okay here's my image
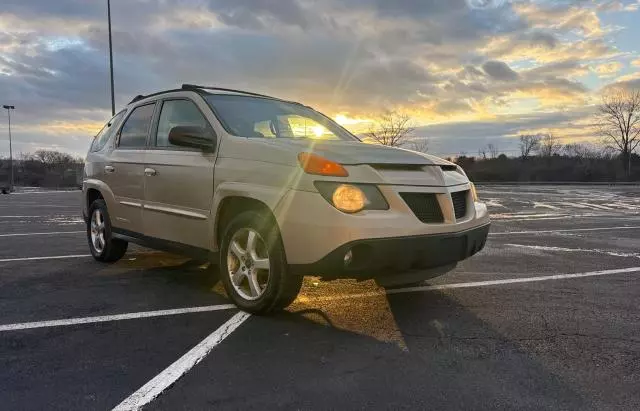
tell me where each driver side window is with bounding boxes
[155,99,210,148]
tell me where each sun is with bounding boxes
[312,125,325,137]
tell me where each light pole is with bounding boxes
[107,0,115,115]
[3,105,15,192]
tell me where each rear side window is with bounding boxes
[91,110,125,152]
[155,100,210,147]
[118,103,155,148]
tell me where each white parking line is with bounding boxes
[112,311,251,411]
[0,204,77,208]
[0,304,236,332]
[0,254,91,263]
[0,215,48,218]
[7,190,80,195]
[304,266,640,302]
[386,266,640,294]
[490,226,640,235]
[0,231,84,238]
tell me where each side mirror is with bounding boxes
[168,126,216,151]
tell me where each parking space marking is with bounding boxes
[0,215,48,218]
[112,311,251,411]
[0,231,84,238]
[0,254,91,263]
[5,191,80,195]
[490,226,640,235]
[0,304,236,332]
[504,243,639,259]
[0,204,77,208]
[302,266,640,302]
[387,266,640,293]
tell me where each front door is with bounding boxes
[104,102,156,234]
[143,98,216,249]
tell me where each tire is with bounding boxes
[87,199,128,262]
[219,211,302,314]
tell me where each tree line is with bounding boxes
[0,150,84,190]
[455,143,640,182]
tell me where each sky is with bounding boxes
[1,0,640,158]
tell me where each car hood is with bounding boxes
[258,139,454,167]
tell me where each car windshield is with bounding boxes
[204,94,358,141]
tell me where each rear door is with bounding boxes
[104,102,156,234]
[142,98,216,249]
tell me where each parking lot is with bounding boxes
[1,185,639,410]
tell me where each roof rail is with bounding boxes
[129,95,145,104]
[181,84,282,100]
[127,88,185,105]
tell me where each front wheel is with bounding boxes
[219,211,302,314]
[87,199,128,262]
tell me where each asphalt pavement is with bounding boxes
[0,185,639,410]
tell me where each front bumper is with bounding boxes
[290,223,490,279]
[275,185,490,267]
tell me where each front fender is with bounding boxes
[211,182,290,250]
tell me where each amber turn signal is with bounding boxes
[297,152,349,177]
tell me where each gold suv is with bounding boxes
[83,84,490,314]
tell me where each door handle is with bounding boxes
[104,165,115,173]
[144,167,157,176]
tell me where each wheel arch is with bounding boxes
[83,179,117,220]
[86,188,103,210]
[215,196,281,251]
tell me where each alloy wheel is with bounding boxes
[90,208,106,254]
[226,228,271,300]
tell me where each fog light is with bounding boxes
[332,184,366,213]
[344,250,353,267]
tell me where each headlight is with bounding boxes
[470,182,479,202]
[314,182,389,213]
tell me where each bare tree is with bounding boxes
[34,149,83,170]
[596,88,640,177]
[478,147,487,160]
[35,149,79,170]
[519,134,541,159]
[487,143,499,159]
[537,133,562,157]
[407,138,429,153]
[564,143,606,160]
[365,112,415,147]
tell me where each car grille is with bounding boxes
[451,190,468,219]
[400,193,444,223]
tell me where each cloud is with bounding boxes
[593,61,623,76]
[0,0,638,157]
[481,60,519,81]
[514,2,604,36]
[413,108,597,157]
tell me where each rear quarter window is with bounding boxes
[118,103,156,149]
[90,110,126,152]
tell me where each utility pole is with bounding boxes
[3,105,15,192]
[108,0,115,115]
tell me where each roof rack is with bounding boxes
[181,84,283,101]
[127,88,184,105]
[129,95,145,104]
[126,84,297,106]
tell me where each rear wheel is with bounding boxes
[87,199,128,262]
[219,211,302,314]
